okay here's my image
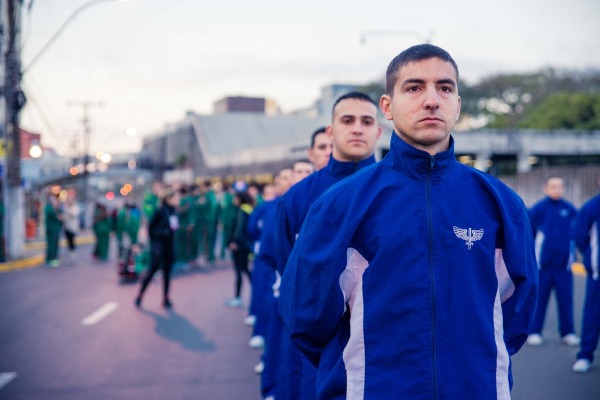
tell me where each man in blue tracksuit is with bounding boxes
[572,180,600,373]
[526,177,579,347]
[272,92,382,400]
[279,44,537,400]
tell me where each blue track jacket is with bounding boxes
[273,155,376,400]
[279,133,538,400]
[528,197,576,270]
[574,192,600,279]
[274,155,377,276]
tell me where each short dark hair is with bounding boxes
[385,44,459,95]
[235,191,254,207]
[310,127,327,149]
[331,91,377,117]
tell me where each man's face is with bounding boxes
[544,178,564,200]
[327,99,381,163]
[276,168,293,195]
[308,133,333,170]
[262,185,277,202]
[380,57,461,155]
[292,161,314,183]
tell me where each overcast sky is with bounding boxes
[18,0,600,156]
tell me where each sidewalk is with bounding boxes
[0,231,95,273]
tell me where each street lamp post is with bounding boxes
[1,0,129,259]
[3,0,27,259]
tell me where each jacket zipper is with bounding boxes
[427,155,438,399]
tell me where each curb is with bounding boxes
[0,235,96,273]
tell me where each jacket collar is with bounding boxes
[325,154,377,179]
[385,132,456,180]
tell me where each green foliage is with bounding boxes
[518,92,600,130]
[459,68,600,129]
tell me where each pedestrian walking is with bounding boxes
[279,44,538,399]
[135,190,180,308]
[526,177,579,347]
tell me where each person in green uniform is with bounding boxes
[115,201,141,254]
[142,182,162,223]
[193,181,209,264]
[92,202,111,261]
[187,184,200,264]
[114,203,127,257]
[44,192,63,267]
[219,183,237,261]
[203,181,220,265]
[174,186,193,266]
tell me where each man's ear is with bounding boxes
[379,94,393,121]
[325,124,333,138]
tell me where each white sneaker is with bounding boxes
[562,333,581,347]
[244,314,257,326]
[254,361,264,374]
[224,297,243,308]
[249,335,265,349]
[526,334,543,346]
[573,359,591,373]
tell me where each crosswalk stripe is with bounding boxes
[0,372,17,390]
[81,302,119,326]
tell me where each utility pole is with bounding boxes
[3,0,26,259]
[68,100,101,229]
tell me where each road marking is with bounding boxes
[81,302,119,326]
[0,372,17,390]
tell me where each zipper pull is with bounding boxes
[430,155,435,170]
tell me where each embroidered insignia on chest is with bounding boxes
[453,226,484,250]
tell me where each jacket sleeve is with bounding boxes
[273,196,298,275]
[573,199,597,276]
[278,198,349,366]
[574,201,594,253]
[500,204,538,356]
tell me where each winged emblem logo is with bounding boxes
[453,226,484,250]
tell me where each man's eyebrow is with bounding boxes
[338,113,376,120]
[401,78,457,88]
[436,78,457,87]
[401,78,425,86]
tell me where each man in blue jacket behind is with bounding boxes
[272,91,382,400]
[279,44,537,399]
[572,177,600,373]
[526,177,579,347]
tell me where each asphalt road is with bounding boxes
[0,243,262,400]
[1,242,599,400]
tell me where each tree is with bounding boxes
[460,68,600,129]
[518,92,600,130]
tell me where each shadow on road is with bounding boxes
[141,308,216,352]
